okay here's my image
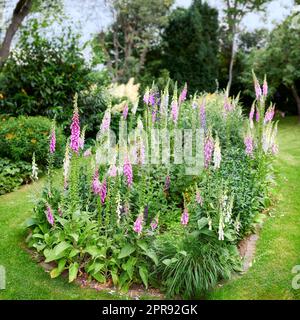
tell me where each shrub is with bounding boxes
[0,116,65,167]
[0,20,93,128]
[0,158,31,194]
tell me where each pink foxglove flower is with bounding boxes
[123,156,133,187]
[171,100,178,123]
[255,107,260,122]
[150,216,159,231]
[149,93,156,106]
[100,110,111,133]
[46,204,54,226]
[204,132,214,168]
[264,105,275,124]
[92,169,101,194]
[179,83,187,104]
[253,73,262,100]
[100,179,107,204]
[263,76,268,97]
[83,148,92,157]
[181,208,189,225]
[224,97,232,112]
[196,190,203,206]
[122,104,129,120]
[70,104,80,153]
[133,214,143,234]
[49,123,56,154]
[244,136,254,156]
[109,164,117,177]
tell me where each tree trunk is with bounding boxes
[291,85,300,123]
[227,26,236,95]
[0,0,32,66]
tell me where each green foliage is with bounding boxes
[161,0,219,94]
[27,80,276,298]
[155,233,241,298]
[0,20,92,128]
[0,157,31,194]
[0,115,65,167]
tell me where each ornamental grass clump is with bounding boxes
[27,76,278,298]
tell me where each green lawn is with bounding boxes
[0,117,300,300]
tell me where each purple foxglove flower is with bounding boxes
[123,156,133,187]
[133,214,143,234]
[164,175,170,191]
[100,110,111,133]
[244,136,254,156]
[196,191,203,206]
[181,208,189,225]
[70,106,80,153]
[171,100,178,123]
[100,179,107,204]
[46,204,54,226]
[263,77,268,97]
[255,107,260,122]
[108,164,117,177]
[224,97,232,112]
[179,83,187,104]
[92,169,101,194]
[149,93,156,106]
[199,99,206,129]
[83,148,92,157]
[150,216,159,231]
[49,126,56,154]
[254,79,262,100]
[204,133,214,169]
[249,104,255,121]
[264,106,275,124]
[122,104,129,120]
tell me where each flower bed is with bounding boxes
[26,76,278,299]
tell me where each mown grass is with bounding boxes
[0,117,300,300]
[208,116,300,300]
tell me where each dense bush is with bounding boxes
[0,158,31,195]
[0,20,96,130]
[0,115,65,167]
[27,76,277,298]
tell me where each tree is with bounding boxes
[0,0,62,66]
[100,0,173,83]
[242,12,300,121]
[162,0,219,94]
[221,0,271,93]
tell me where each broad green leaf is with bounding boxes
[122,257,137,280]
[197,217,208,230]
[50,258,66,278]
[111,271,119,286]
[92,272,106,283]
[68,262,79,283]
[118,244,136,259]
[24,217,37,228]
[143,250,158,266]
[44,241,71,262]
[85,246,106,258]
[69,248,80,258]
[139,266,148,289]
[137,240,148,252]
